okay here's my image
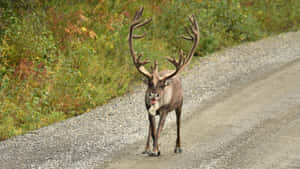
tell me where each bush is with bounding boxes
[157,0,264,56]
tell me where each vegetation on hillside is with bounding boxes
[0,0,299,140]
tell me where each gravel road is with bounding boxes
[0,31,299,169]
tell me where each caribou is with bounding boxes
[128,7,199,156]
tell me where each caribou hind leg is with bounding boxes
[174,105,183,153]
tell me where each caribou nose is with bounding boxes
[151,99,156,105]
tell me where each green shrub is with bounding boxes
[157,0,264,56]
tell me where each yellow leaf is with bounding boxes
[81,27,87,32]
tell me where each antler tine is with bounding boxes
[182,35,193,40]
[166,56,176,65]
[178,49,183,65]
[150,59,158,72]
[136,18,152,29]
[153,60,158,72]
[140,59,151,65]
[193,15,199,28]
[184,26,194,39]
[134,6,144,21]
[137,53,150,66]
[133,32,147,39]
[188,15,195,26]
[189,15,199,34]
[128,7,153,79]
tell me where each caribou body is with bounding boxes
[128,7,199,156]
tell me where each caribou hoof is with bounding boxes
[174,147,182,153]
[149,151,160,157]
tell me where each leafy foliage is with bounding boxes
[0,0,299,140]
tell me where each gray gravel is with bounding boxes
[0,31,299,169]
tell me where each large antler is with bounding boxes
[160,15,199,81]
[128,7,153,79]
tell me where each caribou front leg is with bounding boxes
[151,112,167,156]
[143,114,156,154]
[142,123,152,154]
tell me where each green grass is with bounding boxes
[0,0,299,140]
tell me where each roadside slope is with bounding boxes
[0,31,299,169]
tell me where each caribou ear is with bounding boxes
[141,76,149,84]
[164,79,172,86]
